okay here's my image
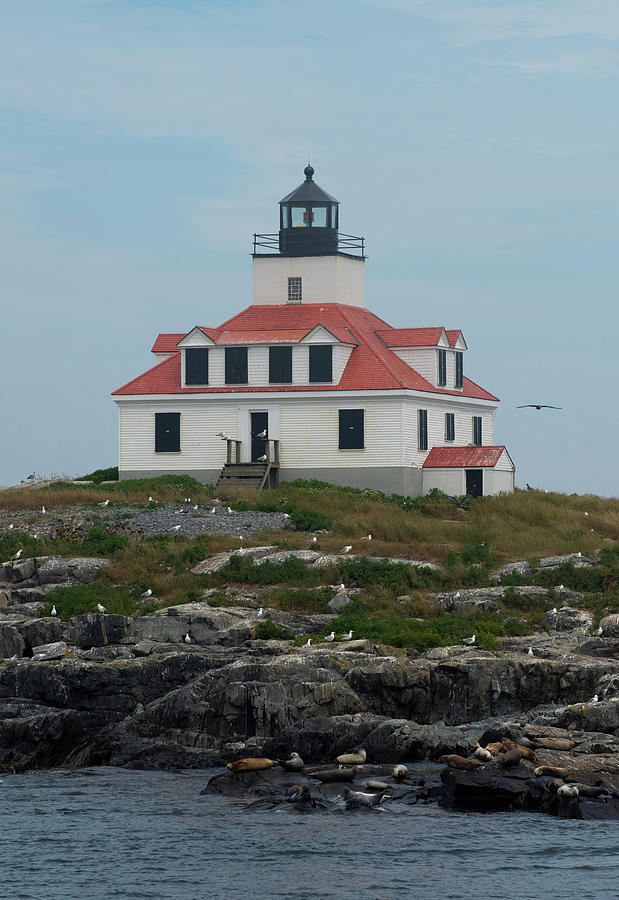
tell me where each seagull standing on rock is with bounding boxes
[96,603,107,613]
[594,625,603,636]
[303,638,312,648]
[41,506,46,514]
[141,589,152,598]
[184,633,192,644]
[324,631,335,642]
[171,525,181,532]
[462,634,475,645]
[341,630,353,641]
[12,548,22,560]
[51,605,57,617]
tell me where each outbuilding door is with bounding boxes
[465,469,483,497]
[250,412,268,462]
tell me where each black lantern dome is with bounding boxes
[278,165,339,255]
[252,165,365,259]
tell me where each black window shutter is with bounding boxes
[455,352,463,389]
[225,347,248,384]
[269,346,292,383]
[339,409,364,449]
[473,416,482,446]
[155,413,180,452]
[446,412,455,441]
[438,349,447,386]
[418,409,428,450]
[185,348,208,385]
[309,345,332,382]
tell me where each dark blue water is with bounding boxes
[1,767,617,900]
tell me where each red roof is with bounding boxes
[446,329,463,348]
[115,303,498,401]
[151,334,186,352]
[423,446,509,468]
[376,327,446,347]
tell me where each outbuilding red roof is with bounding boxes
[423,446,509,468]
[375,327,446,347]
[116,303,498,401]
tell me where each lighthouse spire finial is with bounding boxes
[304,158,314,181]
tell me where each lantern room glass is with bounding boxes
[287,204,337,228]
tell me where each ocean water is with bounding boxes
[0,767,617,900]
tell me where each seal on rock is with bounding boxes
[501,738,537,761]
[278,752,304,772]
[226,757,278,773]
[557,784,579,798]
[340,787,390,809]
[393,764,409,780]
[480,741,504,756]
[534,765,572,780]
[439,755,484,771]
[474,747,492,761]
[498,747,522,768]
[313,766,356,783]
[531,738,576,751]
[336,747,366,765]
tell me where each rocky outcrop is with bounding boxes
[1,556,110,588]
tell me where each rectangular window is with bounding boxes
[418,409,428,450]
[339,409,364,449]
[288,277,302,303]
[445,412,455,442]
[185,347,208,385]
[269,346,292,383]
[472,416,482,446]
[155,412,180,453]
[438,349,447,387]
[225,347,248,384]
[455,352,463,389]
[309,345,332,382]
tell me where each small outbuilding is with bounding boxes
[422,446,515,497]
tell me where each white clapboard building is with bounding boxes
[113,166,515,497]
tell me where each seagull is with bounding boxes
[516,404,562,410]
[11,549,22,560]
[341,630,353,640]
[210,507,217,515]
[148,496,154,502]
[454,591,460,598]
[141,588,152,598]
[584,511,589,516]
[331,583,345,592]
[594,626,603,636]
[590,694,599,703]
[462,634,475,645]
[308,536,317,543]
[256,429,267,439]
[213,498,222,503]
[98,500,110,507]
[96,603,107,613]
[51,605,57,617]
[227,507,233,514]
[282,513,290,519]
[192,505,198,511]
[41,506,46,514]
[361,534,372,541]
[8,524,14,530]
[184,633,192,644]
[527,647,534,656]
[185,497,191,503]
[171,525,181,532]
[215,431,226,438]
[257,454,268,462]
[257,607,265,617]
[341,545,352,554]
[324,631,335,642]
[303,638,312,647]
[550,607,557,614]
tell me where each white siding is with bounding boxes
[252,255,365,307]
[394,348,436,384]
[178,327,213,347]
[485,470,515,494]
[402,397,495,467]
[423,469,465,495]
[279,396,402,468]
[401,400,418,467]
[333,344,353,382]
[495,449,515,472]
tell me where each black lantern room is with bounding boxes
[278,165,339,256]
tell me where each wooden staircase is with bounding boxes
[215,438,280,491]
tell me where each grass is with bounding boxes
[40,583,151,621]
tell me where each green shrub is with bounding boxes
[264,587,332,614]
[289,507,332,532]
[254,619,290,640]
[0,531,44,563]
[78,466,119,483]
[212,554,321,586]
[79,526,128,556]
[41,583,138,620]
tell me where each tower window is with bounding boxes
[438,349,447,387]
[225,347,248,384]
[472,416,482,446]
[288,277,302,304]
[418,409,428,451]
[309,345,332,382]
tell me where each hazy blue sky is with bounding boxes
[2,0,618,496]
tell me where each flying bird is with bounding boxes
[141,588,152,598]
[462,634,475,645]
[516,404,562,410]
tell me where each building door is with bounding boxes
[250,412,268,462]
[465,469,483,497]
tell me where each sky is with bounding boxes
[1,0,618,496]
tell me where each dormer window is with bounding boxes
[288,277,302,303]
[455,351,463,389]
[309,345,332,382]
[225,347,248,384]
[438,349,447,387]
[185,348,209,385]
